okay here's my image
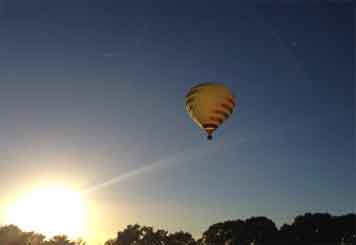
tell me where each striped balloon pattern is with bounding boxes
[185,82,236,140]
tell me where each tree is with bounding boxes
[244,217,278,244]
[114,224,142,245]
[0,225,44,245]
[45,235,75,245]
[333,214,356,244]
[168,231,196,245]
[74,238,86,245]
[0,225,23,244]
[201,217,279,245]
[105,239,116,245]
[140,227,168,245]
[1,212,355,245]
[279,213,356,245]
[108,224,197,245]
[24,232,46,245]
[201,219,246,245]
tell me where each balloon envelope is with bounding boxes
[185,82,236,140]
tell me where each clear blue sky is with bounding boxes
[0,0,353,241]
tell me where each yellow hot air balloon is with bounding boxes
[185,82,236,140]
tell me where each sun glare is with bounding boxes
[5,186,87,239]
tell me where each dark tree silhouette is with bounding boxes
[200,217,277,245]
[279,213,356,245]
[201,219,247,244]
[115,224,142,245]
[200,214,355,245]
[108,224,196,245]
[168,231,197,245]
[244,217,278,244]
[0,212,354,245]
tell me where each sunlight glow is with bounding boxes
[5,186,87,239]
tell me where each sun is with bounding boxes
[5,186,87,239]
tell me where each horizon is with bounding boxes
[1,212,355,243]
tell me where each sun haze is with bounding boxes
[5,186,87,239]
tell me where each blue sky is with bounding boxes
[0,0,353,241]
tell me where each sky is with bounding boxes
[0,0,354,243]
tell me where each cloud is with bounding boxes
[83,136,247,194]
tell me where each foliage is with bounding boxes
[0,213,354,245]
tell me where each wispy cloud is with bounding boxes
[83,136,247,194]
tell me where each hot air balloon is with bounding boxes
[185,82,236,140]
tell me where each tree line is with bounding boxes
[0,213,355,245]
